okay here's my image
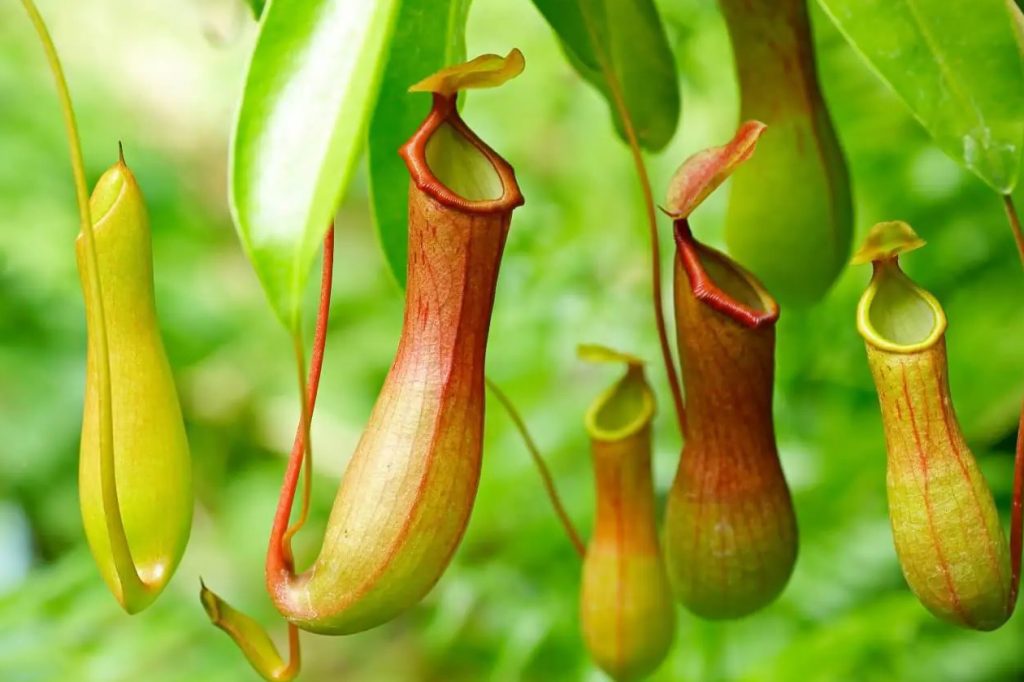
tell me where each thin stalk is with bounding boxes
[485,378,585,557]
[699,621,726,682]
[204,234,331,682]
[575,8,687,438]
[282,624,301,681]
[269,227,334,572]
[1004,194,1024,268]
[240,228,331,682]
[1004,193,1023,614]
[20,0,147,600]
[283,332,313,553]
[624,134,688,438]
[1010,400,1024,611]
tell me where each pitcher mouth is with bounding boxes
[399,94,523,214]
[857,258,946,353]
[674,219,779,329]
[584,365,655,443]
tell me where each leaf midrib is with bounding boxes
[902,0,985,139]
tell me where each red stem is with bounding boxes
[1005,194,1023,613]
[574,6,687,439]
[619,115,687,438]
[267,227,335,576]
[1004,194,1024,267]
[1010,400,1024,611]
[283,622,301,680]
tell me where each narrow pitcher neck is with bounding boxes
[590,428,660,553]
[397,184,511,367]
[673,222,778,438]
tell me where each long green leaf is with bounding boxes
[368,0,472,287]
[529,0,680,151]
[231,0,400,328]
[818,0,1024,194]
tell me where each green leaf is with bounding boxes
[529,0,680,151]
[367,0,471,288]
[818,0,1024,193]
[231,0,400,328]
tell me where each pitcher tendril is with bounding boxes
[19,1,134,589]
[576,7,687,439]
[1004,194,1024,268]
[1011,401,1024,609]
[21,0,197,613]
[485,378,585,557]
[279,226,335,566]
[202,228,335,681]
[1007,399,1024,606]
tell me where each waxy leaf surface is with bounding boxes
[818,0,1024,193]
[232,0,400,326]
[530,0,680,151]
[368,0,471,287]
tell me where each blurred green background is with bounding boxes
[2,0,1024,680]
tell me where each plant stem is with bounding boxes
[486,378,586,558]
[269,227,334,572]
[21,0,147,601]
[282,623,301,681]
[699,621,726,682]
[1010,400,1023,611]
[1004,194,1024,268]
[284,332,314,551]
[625,135,688,438]
[1004,193,1023,614]
[575,7,687,438]
[201,230,331,681]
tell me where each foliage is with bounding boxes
[817,0,1024,193]
[530,0,680,151]
[1,0,1023,680]
[231,0,400,327]
[368,0,472,287]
